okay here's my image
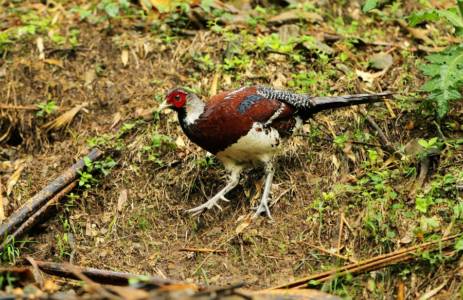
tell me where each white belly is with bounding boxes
[216,122,281,164]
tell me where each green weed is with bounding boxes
[142,132,176,165]
[0,272,18,289]
[0,238,21,264]
[78,156,117,188]
[409,1,463,118]
[36,101,57,117]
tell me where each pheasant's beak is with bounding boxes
[157,101,171,112]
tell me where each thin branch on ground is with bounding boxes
[271,234,461,289]
[0,148,103,250]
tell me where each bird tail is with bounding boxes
[301,92,393,118]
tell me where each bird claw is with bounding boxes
[185,193,229,216]
[252,202,273,220]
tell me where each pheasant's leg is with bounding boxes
[186,166,242,216]
[253,162,275,219]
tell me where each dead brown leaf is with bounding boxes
[117,189,128,212]
[44,59,64,68]
[84,69,96,87]
[343,142,356,163]
[42,102,89,131]
[7,164,25,196]
[356,69,385,84]
[36,37,45,59]
[235,219,251,235]
[369,52,393,70]
[110,112,122,129]
[121,49,129,66]
[175,136,186,148]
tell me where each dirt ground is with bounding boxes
[1,0,463,298]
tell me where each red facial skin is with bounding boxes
[166,90,188,109]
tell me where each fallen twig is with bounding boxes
[0,148,103,242]
[179,247,226,254]
[0,180,78,251]
[304,242,357,264]
[29,260,178,287]
[194,282,249,299]
[270,234,461,289]
[360,109,396,154]
[0,104,38,110]
[62,263,121,300]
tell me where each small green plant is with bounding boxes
[78,156,117,188]
[419,45,463,118]
[193,53,215,71]
[137,216,149,230]
[223,55,251,71]
[69,29,80,47]
[142,132,176,165]
[87,135,111,148]
[50,33,66,45]
[78,171,97,189]
[196,155,215,168]
[417,137,442,158]
[0,238,20,264]
[72,0,134,24]
[409,1,463,118]
[55,233,70,258]
[333,134,348,149]
[0,32,13,54]
[455,237,463,251]
[362,0,379,12]
[0,272,18,289]
[415,194,435,213]
[36,101,57,117]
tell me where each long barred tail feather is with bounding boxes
[256,86,393,120]
[307,92,393,115]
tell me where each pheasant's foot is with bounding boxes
[186,193,231,216]
[252,200,273,219]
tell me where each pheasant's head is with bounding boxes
[163,88,190,111]
[160,88,205,125]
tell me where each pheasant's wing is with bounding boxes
[190,87,297,154]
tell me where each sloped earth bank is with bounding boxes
[1,0,463,298]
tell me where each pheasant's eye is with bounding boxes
[166,90,187,108]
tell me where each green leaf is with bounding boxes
[425,53,449,64]
[421,78,441,92]
[200,0,214,13]
[418,139,429,148]
[152,1,172,13]
[419,216,440,232]
[420,45,463,118]
[72,6,93,20]
[119,0,130,9]
[362,0,378,12]
[416,196,432,213]
[104,2,120,17]
[455,238,463,251]
[419,64,441,77]
[438,9,463,28]
[408,9,439,26]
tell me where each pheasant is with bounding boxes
[161,86,391,218]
